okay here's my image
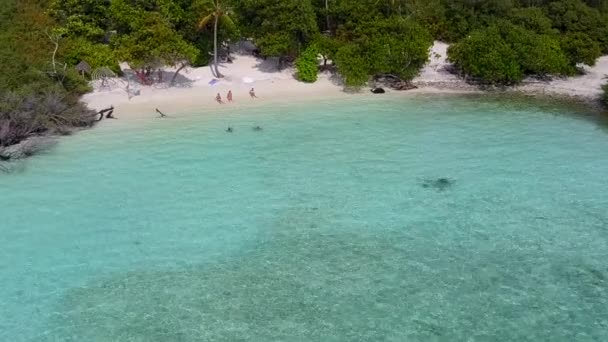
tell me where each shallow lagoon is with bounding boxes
[1,95,607,341]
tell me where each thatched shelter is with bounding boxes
[91,67,117,88]
[75,61,92,77]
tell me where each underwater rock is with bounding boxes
[39,203,608,341]
[422,177,454,191]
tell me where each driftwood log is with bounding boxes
[374,74,418,91]
[155,108,172,118]
[96,106,115,121]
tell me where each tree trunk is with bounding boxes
[171,63,187,86]
[325,0,330,31]
[213,15,222,78]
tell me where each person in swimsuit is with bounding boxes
[227,90,233,102]
[249,88,257,99]
[216,93,224,104]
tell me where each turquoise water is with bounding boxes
[1,95,608,341]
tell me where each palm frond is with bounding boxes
[220,14,236,30]
[197,13,215,30]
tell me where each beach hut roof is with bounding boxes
[75,61,92,73]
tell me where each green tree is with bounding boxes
[376,0,404,16]
[560,32,602,66]
[314,34,342,68]
[439,0,516,41]
[236,0,318,59]
[330,0,383,31]
[295,45,320,82]
[362,18,432,80]
[334,43,369,88]
[114,13,198,84]
[448,26,523,84]
[333,17,432,87]
[196,0,235,78]
[62,38,120,74]
[1,0,95,152]
[48,0,111,41]
[404,0,447,39]
[499,22,571,76]
[449,21,574,84]
[546,0,608,52]
[508,7,555,35]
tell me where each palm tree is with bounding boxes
[197,0,234,78]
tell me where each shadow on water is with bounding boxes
[421,178,455,191]
[42,206,608,341]
[460,92,608,132]
[0,159,28,175]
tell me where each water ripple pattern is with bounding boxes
[1,95,607,341]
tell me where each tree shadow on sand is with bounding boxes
[122,69,194,89]
[254,57,284,74]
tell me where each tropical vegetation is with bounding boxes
[2,0,608,157]
[0,0,96,158]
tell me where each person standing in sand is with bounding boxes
[216,93,224,104]
[227,90,233,103]
[249,88,257,99]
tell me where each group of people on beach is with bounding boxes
[216,88,257,104]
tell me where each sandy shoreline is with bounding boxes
[82,42,607,120]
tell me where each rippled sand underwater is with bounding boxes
[1,95,607,341]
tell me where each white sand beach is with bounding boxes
[83,55,351,119]
[515,56,608,99]
[82,41,608,119]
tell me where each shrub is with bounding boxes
[63,38,121,75]
[332,17,433,87]
[602,83,608,107]
[0,86,96,148]
[334,43,369,88]
[560,32,602,66]
[295,45,319,83]
[500,23,571,76]
[449,22,573,84]
[508,8,555,35]
[546,0,608,52]
[314,35,342,68]
[448,27,522,84]
[363,18,433,81]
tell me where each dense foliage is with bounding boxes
[3,0,608,152]
[448,21,572,84]
[446,0,608,84]
[0,0,95,155]
[15,0,608,88]
[334,18,433,87]
[235,0,318,58]
[295,46,320,83]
